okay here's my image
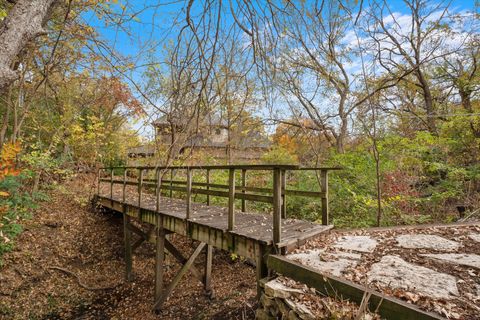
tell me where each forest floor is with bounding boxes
[0,174,257,320]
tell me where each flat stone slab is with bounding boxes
[264,278,304,299]
[469,233,480,243]
[367,255,459,299]
[396,234,461,251]
[287,249,361,277]
[421,253,480,269]
[333,235,378,253]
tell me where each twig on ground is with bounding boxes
[48,266,120,291]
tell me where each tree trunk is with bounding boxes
[0,87,12,149]
[459,89,480,138]
[0,0,58,91]
[416,70,437,134]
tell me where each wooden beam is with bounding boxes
[204,244,213,298]
[110,169,114,206]
[281,169,286,219]
[156,168,161,212]
[164,238,203,282]
[272,168,282,245]
[123,213,133,281]
[241,169,246,212]
[255,243,269,299]
[267,255,443,320]
[138,168,144,208]
[228,168,235,231]
[320,169,329,225]
[154,215,165,303]
[206,169,210,206]
[153,242,206,311]
[122,169,127,203]
[186,168,192,219]
[97,169,101,196]
[169,169,173,198]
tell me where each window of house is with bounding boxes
[215,128,221,135]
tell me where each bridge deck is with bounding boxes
[97,185,332,258]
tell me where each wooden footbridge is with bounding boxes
[95,164,444,319]
[95,164,336,311]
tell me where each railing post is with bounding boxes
[123,169,127,203]
[272,168,282,245]
[206,169,210,206]
[186,168,192,219]
[97,168,101,195]
[138,168,143,207]
[241,169,246,212]
[228,168,235,231]
[156,168,161,212]
[110,168,114,200]
[281,169,286,219]
[169,169,173,198]
[320,169,329,225]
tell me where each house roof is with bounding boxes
[152,113,228,128]
[183,131,270,149]
[127,145,156,156]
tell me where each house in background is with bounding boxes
[127,114,270,165]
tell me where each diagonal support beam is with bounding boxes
[131,225,155,252]
[127,223,148,239]
[153,242,206,311]
[164,238,203,282]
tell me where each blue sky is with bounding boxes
[82,0,479,139]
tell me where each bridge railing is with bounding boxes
[97,164,341,245]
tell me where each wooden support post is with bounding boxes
[320,169,329,225]
[228,168,235,231]
[156,168,161,212]
[97,169,101,195]
[272,168,282,245]
[241,169,246,212]
[123,213,133,281]
[186,168,192,219]
[122,169,127,203]
[169,169,173,198]
[206,169,210,206]
[281,169,286,219]
[154,215,165,303]
[153,242,206,311]
[255,243,268,298]
[138,168,144,207]
[204,244,213,297]
[110,168,114,206]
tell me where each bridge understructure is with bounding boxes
[95,164,337,312]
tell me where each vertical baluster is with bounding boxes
[281,169,286,219]
[228,168,235,231]
[206,169,210,206]
[241,169,246,212]
[186,168,192,219]
[169,169,173,198]
[97,168,101,195]
[138,168,143,207]
[123,169,127,203]
[320,169,329,225]
[110,168,114,200]
[272,168,282,245]
[156,168,161,212]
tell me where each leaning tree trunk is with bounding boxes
[0,0,58,91]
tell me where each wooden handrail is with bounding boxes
[97,165,341,245]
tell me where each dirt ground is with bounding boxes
[0,174,257,320]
